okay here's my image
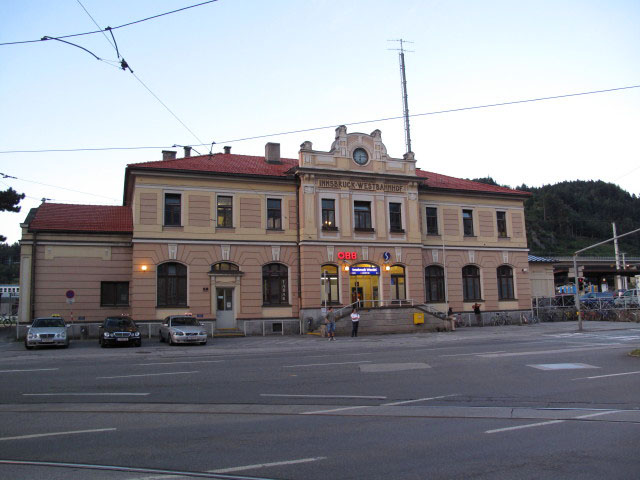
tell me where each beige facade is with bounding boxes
[20,127,532,328]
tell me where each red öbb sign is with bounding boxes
[337,251,357,260]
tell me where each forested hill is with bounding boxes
[471,178,640,256]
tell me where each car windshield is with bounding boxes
[171,317,198,326]
[32,318,65,328]
[105,318,135,329]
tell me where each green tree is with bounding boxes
[0,187,25,242]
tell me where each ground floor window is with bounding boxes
[263,263,288,305]
[497,265,515,300]
[462,265,481,301]
[321,264,339,305]
[157,262,187,307]
[390,265,406,303]
[425,266,445,302]
[100,281,129,306]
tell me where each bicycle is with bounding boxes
[490,312,510,326]
[0,315,16,327]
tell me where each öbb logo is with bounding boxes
[337,251,357,260]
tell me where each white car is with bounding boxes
[159,315,208,345]
[614,289,640,308]
[25,316,69,349]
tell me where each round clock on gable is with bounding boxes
[352,148,369,166]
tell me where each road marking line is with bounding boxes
[0,368,59,373]
[283,361,372,368]
[134,360,223,366]
[383,394,457,406]
[261,394,386,399]
[211,456,327,473]
[97,371,198,379]
[479,346,629,358]
[0,428,116,441]
[440,351,506,357]
[485,420,565,434]
[302,405,370,415]
[574,370,640,380]
[23,393,150,396]
[574,411,618,419]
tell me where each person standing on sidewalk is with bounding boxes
[325,306,336,341]
[350,307,360,337]
[473,303,482,326]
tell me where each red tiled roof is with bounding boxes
[416,169,529,195]
[129,153,298,177]
[29,203,132,233]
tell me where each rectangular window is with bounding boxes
[164,193,181,226]
[217,196,233,228]
[100,282,129,306]
[426,207,438,235]
[389,202,403,232]
[322,199,336,230]
[462,209,474,236]
[267,198,282,230]
[497,211,507,238]
[354,201,372,230]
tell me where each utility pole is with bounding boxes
[388,39,414,154]
[613,222,622,290]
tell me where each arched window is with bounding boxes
[390,265,406,303]
[210,262,239,272]
[497,265,515,300]
[157,262,187,307]
[462,265,481,301]
[321,264,339,305]
[425,265,445,303]
[263,263,289,305]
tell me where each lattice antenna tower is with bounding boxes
[388,39,414,154]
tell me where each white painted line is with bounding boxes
[211,456,327,473]
[302,405,370,415]
[574,411,618,419]
[97,371,198,379]
[440,351,506,357]
[574,370,640,380]
[485,420,565,434]
[283,361,372,368]
[383,394,457,406]
[23,393,150,396]
[528,363,599,371]
[0,428,116,442]
[479,346,629,358]
[0,368,59,373]
[134,360,223,366]
[261,393,386,399]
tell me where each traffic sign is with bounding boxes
[65,290,75,299]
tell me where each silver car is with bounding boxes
[25,316,69,349]
[159,315,208,345]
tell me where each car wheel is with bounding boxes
[62,342,69,349]
[24,343,32,350]
[168,335,174,346]
[136,340,141,347]
[159,332,164,343]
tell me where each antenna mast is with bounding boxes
[388,39,414,154]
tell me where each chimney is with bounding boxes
[265,142,281,164]
[162,150,177,161]
[183,146,192,158]
[223,146,231,154]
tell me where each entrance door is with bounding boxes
[351,285,364,308]
[216,287,235,328]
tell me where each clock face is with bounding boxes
[352,148,369,165]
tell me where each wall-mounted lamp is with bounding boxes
[141,265,148,272]
[521,267,528,273]
[343,264,350,272]
[384,265,391,271]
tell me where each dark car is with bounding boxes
[99,316,141,347]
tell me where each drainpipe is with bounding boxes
[30,231,37,323]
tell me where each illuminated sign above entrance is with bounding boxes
[337,251,357,260]
[350,266,380,276]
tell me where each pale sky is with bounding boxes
[1,0,639,245]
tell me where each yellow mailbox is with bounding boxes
[413,312,424,325]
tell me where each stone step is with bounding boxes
[213,328,245,338]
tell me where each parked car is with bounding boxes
[25,315,69,349]
[159,315,208,345]
[614,289,640,308]
[99,316,141,347]
[579,291,614,308]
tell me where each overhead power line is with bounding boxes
[0,83,638,155]
[0,0,219,46]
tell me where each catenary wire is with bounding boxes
[0,84,638,155]
[0,0,219,46]
[0,172,119,201]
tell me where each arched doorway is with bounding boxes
[349,263,380,308]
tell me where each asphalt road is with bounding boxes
[0,321,639,479]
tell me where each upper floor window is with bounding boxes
[217,196,233,228]
[497,265,515,300]
[263,263,288,305]
[157,262,187,307]
[426,207,439,235]
[462,209,474,236]
[389,203,403,232]
[497,211,507,238]
[164,193,181,226]
[322,199,337,230]
[267,198,282,230]
[425,266,445,302]
[354,201,372,230]
[462,265,481,301]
